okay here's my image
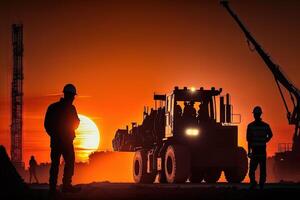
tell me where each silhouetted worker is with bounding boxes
[183,101,196,119]
[247,106,273,190]
[183,101,188,114]
[173,102,182,133]
[44,84,80,193]
[197,101,209,122]
[189,101,196,118]
[29,155,39,184]
[174,102,182,119]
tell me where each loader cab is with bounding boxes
[165,86,226,138]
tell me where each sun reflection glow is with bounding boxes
[74,114,100,162]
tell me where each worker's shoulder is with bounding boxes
[70,104,77,112]
[248,120,270,127]
[47,100,62,110]
[260,120,271,127]
[247,121,256,127]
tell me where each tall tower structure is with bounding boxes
[11,24,24,168]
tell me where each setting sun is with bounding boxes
[74,114,100,162]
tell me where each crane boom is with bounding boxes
[220,0,300,153]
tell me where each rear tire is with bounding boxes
[224,147,248,183]
[164,145,191,183]
[203,168,222,183]
[133,150,156,183]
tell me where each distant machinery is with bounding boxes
[11,24,24,168]
[221,1,300,181]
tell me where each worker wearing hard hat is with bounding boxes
[44,84,80,193]
[247,106,273,190]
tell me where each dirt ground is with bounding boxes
[5,182,300,200]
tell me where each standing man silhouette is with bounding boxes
[247,106,273,189]
[44,84,80,193]
[29,155,39,184]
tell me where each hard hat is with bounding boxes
[253,106,262,114]
[63,84,77,95]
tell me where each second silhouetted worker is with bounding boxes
[247,106,273,189]
[29,155,39,184]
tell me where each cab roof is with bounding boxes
[154,86,222,102]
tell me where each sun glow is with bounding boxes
[190,87,196,92]
[74,114,100,162]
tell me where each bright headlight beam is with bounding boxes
[185,128,199,136]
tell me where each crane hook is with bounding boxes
[247,39,256,52]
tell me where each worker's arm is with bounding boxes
[44,105,54,136]
[246,125,252,157]
[266,124,273,143]
[72,105,80,130]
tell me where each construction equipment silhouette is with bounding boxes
[0,145,28,197]
[113,87,248,184]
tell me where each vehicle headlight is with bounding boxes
[185,128,200,136]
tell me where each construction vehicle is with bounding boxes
[113,87,248,183]
[221,0,300,181]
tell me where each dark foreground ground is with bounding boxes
[3,182,300,200]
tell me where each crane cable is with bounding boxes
[246,37,293,121]
[275,78,291,120]
[290,91,295,107]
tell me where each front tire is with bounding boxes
[203,168,222,183]
[224,147,248,183]
[133,150,156,183]
[164,145,190,183]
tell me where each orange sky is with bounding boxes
[0,0,300,167]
